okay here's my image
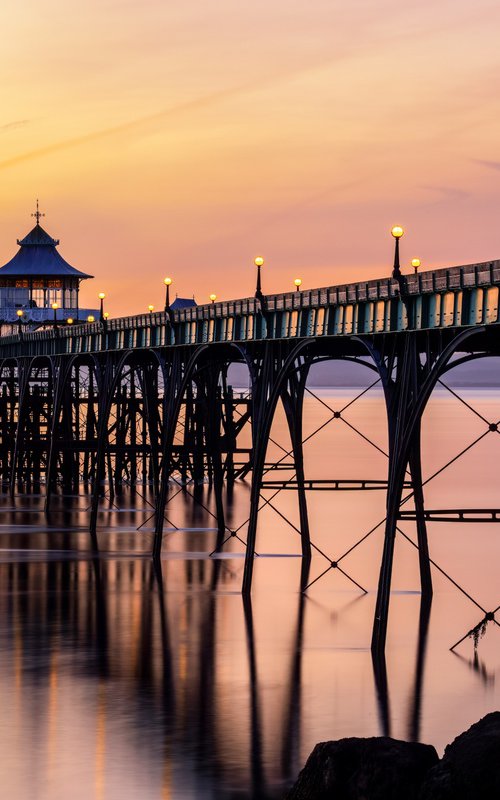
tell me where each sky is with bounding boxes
[0,0,499,316]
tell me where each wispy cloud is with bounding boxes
[420,185,470,199]
[0,120,29,132]
[0,51,339,171]
[0,85,248,171]
[0,43,401,172]
[475,159,500,172]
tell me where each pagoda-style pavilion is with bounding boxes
[0,205,98,327]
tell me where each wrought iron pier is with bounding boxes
[1,257,500,654]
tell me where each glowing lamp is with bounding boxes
[16,309,23,337]
[66,318,74,325]
[391,226,404,239]
[164,277,172,286]
[87,315,95,323]
[254,256,265,300]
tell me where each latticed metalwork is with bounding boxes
[1,259,500,655]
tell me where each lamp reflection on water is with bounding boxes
[0,388,498,797]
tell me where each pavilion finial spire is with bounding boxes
[31,199,45,226]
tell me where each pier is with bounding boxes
[0,243,499,655]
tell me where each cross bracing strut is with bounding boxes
[261,479,413,491]
[1,260,500,655]
[399,509,500,523]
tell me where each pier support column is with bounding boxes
[372,337,422,654]
[206,380,227,545]
[9,361,30,496]
[89,359,114,549]
[153,353,185,561]
[409,421,432,602]
[242,348,277,596]
[45,359,72,513]
[140,361,163,500]
[281,366,311,591]
[191,364,226,546]
[371,461,407,654]
[242,343,313,596]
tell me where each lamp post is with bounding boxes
[391,226,415,329]
[391,226,404,279]
[148,304,154,315]
[294,278,302,292]
[103,312,109,322]
[164,277,172,312]
[98,292,106,322]
[16,309,23,339]
[254,256,264,302]
[51,302,59,330]
[411,258,421,275]
[209,294,217,304]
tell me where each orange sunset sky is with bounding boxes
[0,0,499,316]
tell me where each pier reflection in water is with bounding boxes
[1,388,500,798]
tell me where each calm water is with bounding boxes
[2,385,500,799]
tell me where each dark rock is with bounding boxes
[419,712,500,799]
[285,736,439,799]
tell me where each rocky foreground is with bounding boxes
[285,712,500,799]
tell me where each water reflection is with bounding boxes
[243,597,266,798]
[2,389,500,797]
[407,598,431,743]
[452,649,495,686]
[372,647,391,738]
[0,547,310,797]
[280,592,306,785]
[1,534,499,798]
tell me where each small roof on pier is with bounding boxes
[170,297,197,310]
[0,209,93,280]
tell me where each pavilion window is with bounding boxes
[31,288,46,308]
[46,288,63,308]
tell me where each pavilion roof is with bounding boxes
[170,297,197,310]
[0,223,93,279]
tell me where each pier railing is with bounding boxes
[0,259,499,357]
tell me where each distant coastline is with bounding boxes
[227,360,500,389]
